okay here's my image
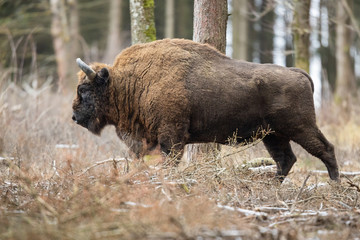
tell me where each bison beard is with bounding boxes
[72,39,340,183]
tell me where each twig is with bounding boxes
[248,165,276,173]
[222,139,264,158]
[345,176,360,192]
[290,173,311,213]
[255,206,288,212]
[311,170,360,176]
[249,0,276,21]
[290,195,323,204]
[217,204,268,218]
[222,127,272,158]
[78,158,131,176]
[334,200,352,210]
[341,0,360,39]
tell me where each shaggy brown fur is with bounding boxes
[72,38,339,182]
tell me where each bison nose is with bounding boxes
[72,114,78,123]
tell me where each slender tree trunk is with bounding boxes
[247,0,259,62]
[176,0,193,39]
[285,36,294,67]
[292,0,311,73]
[68,0,79,55]
[335,0,356,107]
[188,0,228,161]
[165,0,174,38]
[193,0,228,53]
[50,0,69,90]
[104,0,123,62]
[318,0,336,104]
[232,0,248,60]
[259,0,275,63]
[68,0,79,88]
[50,0,79,90]
[129,0,156,44]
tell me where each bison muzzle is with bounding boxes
[72,39,340,182]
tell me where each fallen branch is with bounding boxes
[290,173,311,213]
[255,206,288,212]
[311,170,360,176]
[346,180,360,192]
[78,157,132,176]
[217,204,268,218]
[248,165,276,173]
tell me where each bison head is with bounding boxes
[72,58,111,135]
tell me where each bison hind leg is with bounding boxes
[291,127,340,182]
[263,134,297,182]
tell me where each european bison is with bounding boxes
[72,38,339,182]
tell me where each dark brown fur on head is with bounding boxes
[72,63,112,135]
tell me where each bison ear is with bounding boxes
[96,68,109,85]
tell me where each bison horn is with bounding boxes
[76,58,96,80]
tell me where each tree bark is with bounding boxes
[50,0,79,91]
[232,0,248,60]
[189,0,228,161]
[193,0,228,53]
[259,0,275,63]
[165,0,174,38]
[175,0,193,39]
[50,0,69,90]
[335,0,356,106]
[104,0,123,62]
[292,0,311,73]
[318,0,336,102]
[68,0,79,87]
[129,0,156,44]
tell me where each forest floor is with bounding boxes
[1,83,360,240]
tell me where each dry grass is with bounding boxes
[1,82,360,240]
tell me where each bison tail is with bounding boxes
[289,67,314,94]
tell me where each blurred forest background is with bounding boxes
[0,0,359,107]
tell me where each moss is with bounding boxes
[143,0,154,9]
[144,23,156,42]
[143,0,156,42]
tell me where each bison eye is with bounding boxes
[78,85,88,95]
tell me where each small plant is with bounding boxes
[223,125,273,158]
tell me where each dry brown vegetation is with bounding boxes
[1,81,360,240]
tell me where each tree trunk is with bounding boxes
[50,0,79,91]
[50,0,69,90]
[189,0,228,161]
[247,0,257,62]
[175,0,193,39]
[104,0,123,62]
[165,0,174,38]
[129,0,156,44]
[292,0,311,73]
[335,0,356,107]
[68,0,79,88]
[232,0,248,60]
[259,0,275,63]
[193,0,228,53]
[319,0,336,103]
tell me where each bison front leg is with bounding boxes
[116,128,144,159]
[127,139,144,158]
[157,123,189,163]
